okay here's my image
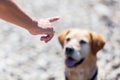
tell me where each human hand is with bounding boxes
[29,16,59,43]
[39,17,59,43]
[0,0,59,43]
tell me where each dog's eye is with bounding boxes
[79,40,87,44]
[66,38,71,42]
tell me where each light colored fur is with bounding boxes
[58,29,105,80]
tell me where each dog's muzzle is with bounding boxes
[65,47,85,68]
[65,57,84,68]
[65,47,74,56]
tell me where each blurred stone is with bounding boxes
[48,77,55,80]
[112,58,120,69]
[93,3,111,17]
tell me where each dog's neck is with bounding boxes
[90,68,98,80]
[65,68,98,80]
[65,53,98,80]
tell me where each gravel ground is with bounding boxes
[0,0,120,80]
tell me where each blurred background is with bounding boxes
[0,0,120,80]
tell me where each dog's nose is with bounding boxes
[65,47,74,56]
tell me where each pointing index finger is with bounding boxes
[48,16,60,22]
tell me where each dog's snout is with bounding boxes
[65,47,74,55]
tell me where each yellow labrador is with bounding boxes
[58,29,105,80]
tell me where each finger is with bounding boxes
[40,34,52,43]
[48,16,60,22]
[40,36,49,41]
[40,36,48,43]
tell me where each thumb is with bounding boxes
[48,16,60,22]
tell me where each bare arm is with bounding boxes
[0,0,37,32]
[0,0,59,42]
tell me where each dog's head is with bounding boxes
[58,29,105,68]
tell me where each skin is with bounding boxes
[0,0,59,43]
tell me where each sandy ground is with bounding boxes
[0,0,120,80]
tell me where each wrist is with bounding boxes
[27,19,43,35]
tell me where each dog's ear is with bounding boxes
[58,29,71,47]
[90,32,105,54]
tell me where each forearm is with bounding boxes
[0,0,38,31]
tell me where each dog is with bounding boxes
[58,28,105,80]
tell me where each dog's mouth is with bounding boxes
[65,57,84,68]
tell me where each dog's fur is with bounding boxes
[58,29,105,80]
